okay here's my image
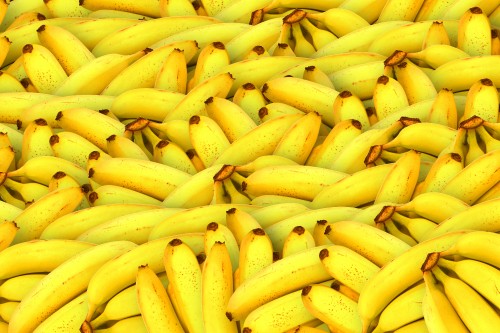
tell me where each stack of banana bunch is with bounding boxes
[0,0,500,332]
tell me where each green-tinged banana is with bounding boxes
[154,48,188,93]
[306,119,363,168]
[49,132,108,169]
[264,206,360,253]
[162,72,234,122]
[88,184,163,207]
[0,273,46,302]
[212,113,303,166]
[135,265,183,333]
[231,82,268,124]
[439,149,500,204]
[18,94,115,129]
[320,245,380,294]
[0,220,19,251]
[282,225,315,257]
[332,91,371,129]
[307,7,369,37]
[377,0,425,22]
[301,283,362,333]
[357,230,469,332]
[55,108,125,151]
[421,20,451,47]
[461,78,499,123]
[272,111,321,164]
[202,241,238,332]
[88,155,191,201]
[429,55,500,92]
[373,282,425,333]
[8,241,136,333]
[0,239,95,280]
[431,265,500,332]
[17,118,54,168]
[372,75,409,121]
[262,76,339,127]
[312,163,394,208]
[457,6,492,56]
[21,43,67,94]
[421,268,469,333]
[204,96,257,143]
[54,49,148,96]
[163,238,204,333]
[9,185,84,244]
[242,165,348,201]
[102,40,199,96]
[325,220,411,267]
[148,203,260,240]
[374,149,421,204]
[226,245,331,321]
[36,24,95,75]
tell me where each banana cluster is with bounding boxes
[0,0,499,332]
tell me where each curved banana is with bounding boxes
[332,91,371,129]
[461,78,499,123]
[237,227,273,289]
[307,8,369,38]
[189,41,230,90]
[8,241,137,333]
[377,0,425,22]
[302,65,335,89]
[0,70,25,92]
[50,131,108,169]
[301,283,362,333]
[392,59,438,105]
[54,49,148,96]
[0,273,47,302]
[159,0,196,16]
[17,118,54,168]
[231,82,268,124]
[374,282,425,332]
[282,225,315,257]
[457,6,492,56]
[154,47,188,93]
[372,75,409,121]
[204,222,239,273]
[22,43,67,94]
[299,17,337,50]
[213,0,272,23]
[421,20,451,48]
[188,115,230,167]
[0,239,94,280]
[1,177,49,203]
[426,87,459,128]
[356,230,468,332]
[152,139,196,175]
[390,212,437,242]
[0,220,19,252]
[79,0,161,17]
[408,44,470,69]
[106,134,149,160]
[88,184,163,207]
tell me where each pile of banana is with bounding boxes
[0,0,499,332]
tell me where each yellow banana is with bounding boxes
[8,241,137,333]
[231,82,268,124]
[427,87,458,128]
[0,70,25,92]
[299,17,337,50]
[407,44,470,69]
[44,0,92,17]
[301,283,362,333]
[461,78,499,123]
[55,49,148,96]
[302,65,335,89]
[136,265,183,333]
[0,35,11,68]
[0,220,19,251]
[188,115,230,167]
[189,41,231,90]
[36,24,95,75]
[153,139,197,175]
[21,43,68,94]
[421,20,451,48]
[332,90,371,129]
[289,22,316,58]
[338,0,389,24]
[40,203,160,240]
[0,301,18,323]
[0,184,25,209]
[79,0,161,17]
[159,0,197,16]
[49,131,108,169]
[457,6,492,56]
[154,47,188,93]
[393,59,438,105]
[377,0,426,22]
[0,273,46,302]
[282,225,315,257]
[307,7,369,37]
[17,118,54,168]
[0,132,15,173]
[204,221,239,273]
[372,75,410,121]
[415,0,456,21]
[0,239,94,280]
[1,177,49,203]
[88,184,163,207]
[106,134,149,160]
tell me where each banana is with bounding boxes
[377,0,425,22]
[159,0,197,16]
[102,40,199,96]
[427,87,459,128]
[407,44,470,69]
[415,0,456,21]
[36,24,95,75]
[21,43,68,94]
[438,257,500,309]
[189,41,231,90]
[188,115,230,167]
[242,165,348,201]
[0,70,25,92]
[457,6,492,56]
[476,123,500,153]
[231,82,268,124]
[492,28,500,54]
[302,65,335,89]
[0,273,47,302]
[8,12,46,34]
[106,134,149,160]
[0,0,7,28]
[281,225,315,257]
[0,301,18,323]
[16,118,54,168]
[289,22,316,58]
[43,0,92,17]
[204,222,239,273]
[249,203,308,229]
[374,149,421,204]
[372,75,410,121]
[0,35,11,68]
[464,128,485,165]
[312,220,332,246]
[225,207,261,245]
[439,149,500,204]
[237,228,273,289]
[262,76,339,127]
[0,184,25,209]
[226,245,331,321]
[389,212,437,242]
[429,55,500,92]
[299,18,337,50]
[153,139,196,175]
[356,230,469,332]
[312,20,410,57]
[88,155,191,200]
[306,119,363,168]
[8,241,136,333]
[421,269,469,333]
[338,0,389,24]
[1,177,49,203]
[461,78,499,123]
[431,265,500,332]
[79,0,161,17]
[163,238,204,333]
[332,91,371,129]
[392,59,438,105]
[307,8,369,38]
[0,239,95,280]
[373,282,425,332]
[301,283,362,333]
[18,94,115,129]
[421,20,451,47]
[88,184,163,207]
[475,179,500,203]
[135,265,183,333]
[154,48,188,93]
[49,132,108,169]
[0,132,15,173]
[54,49,148,96]
[202,241,238,332]
[258,103,305,122]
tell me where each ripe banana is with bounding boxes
[421,19,451,47]
[461,78,499,123]
[0,273,46,302]
[307,8,370,37]
[332,91,371,129]
[17,118,54,168]
[282,225,315,257]
[80,0,162,18]
[0,220,19,251]
[231,82,268,124]
[373,75,410,121]
[153,139,197,175]
[377,0,425,22]
[154,47,188,93]
[458,6,492,56]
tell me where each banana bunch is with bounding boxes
[1,0,500,332]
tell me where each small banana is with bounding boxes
[393,59,438,105]
[461,78,499,123]
[282,225,315,257]
[372,75,410,121]
[154,48,188,93]
[0,220,19,252]
[421,20,451,47]
[231,82,268,124]
[50,131,109,169]
[458,6,492,56]
[0,273,47,302]
[332,91,371,129]
[17,118,54,168]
